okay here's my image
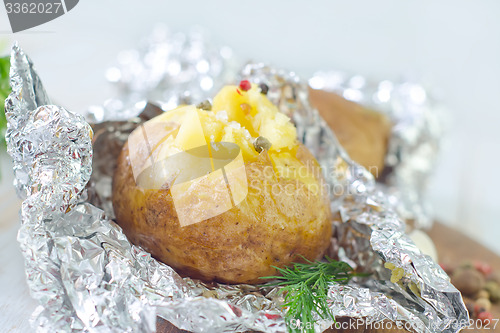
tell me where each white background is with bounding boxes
[0,1,499,331]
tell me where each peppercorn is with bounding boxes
[239,80,251,91]
[474,303,486,316]
[489,287,500,303]
[451,267,485,297]
[474,261,493,276]
[484,281,500,302]
[240,103,251,115]
[259,83,269,95]
[477,311,493,325]
[475,297,491,312]
[196,100,212,111]
[476,290,489,300]
[484,280,499,293]
[253,136,272,153]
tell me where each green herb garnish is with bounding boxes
[0,55,10,148]
[262,257,357,333]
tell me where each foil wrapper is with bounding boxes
[6,42,468,333]
[309,72,443,230]
[86,26,237,123]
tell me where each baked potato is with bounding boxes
[112,82,332,284]
[309,88,392,177]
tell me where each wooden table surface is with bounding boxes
[429,224,500,333]
[156,223,500,333]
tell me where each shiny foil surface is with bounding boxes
[5,40,468,333]
[86,26,237,123]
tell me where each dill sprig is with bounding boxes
[262,257,356,333]
[0,55,10,148]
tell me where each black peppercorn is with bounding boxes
[259,83,269,95]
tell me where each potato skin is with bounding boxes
[309,88,392,178]
[112,142,332,284]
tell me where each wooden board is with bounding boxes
[155,223,500,333]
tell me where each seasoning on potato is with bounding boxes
[112,82,332,284]
[308,88,392,178]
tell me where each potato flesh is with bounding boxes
[144,84,316,188]
[213,85,297,151]
[112,84,333,284]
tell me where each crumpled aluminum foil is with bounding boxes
[309,72,443,230]
[86,25,237,123]
[6,42,468,333]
